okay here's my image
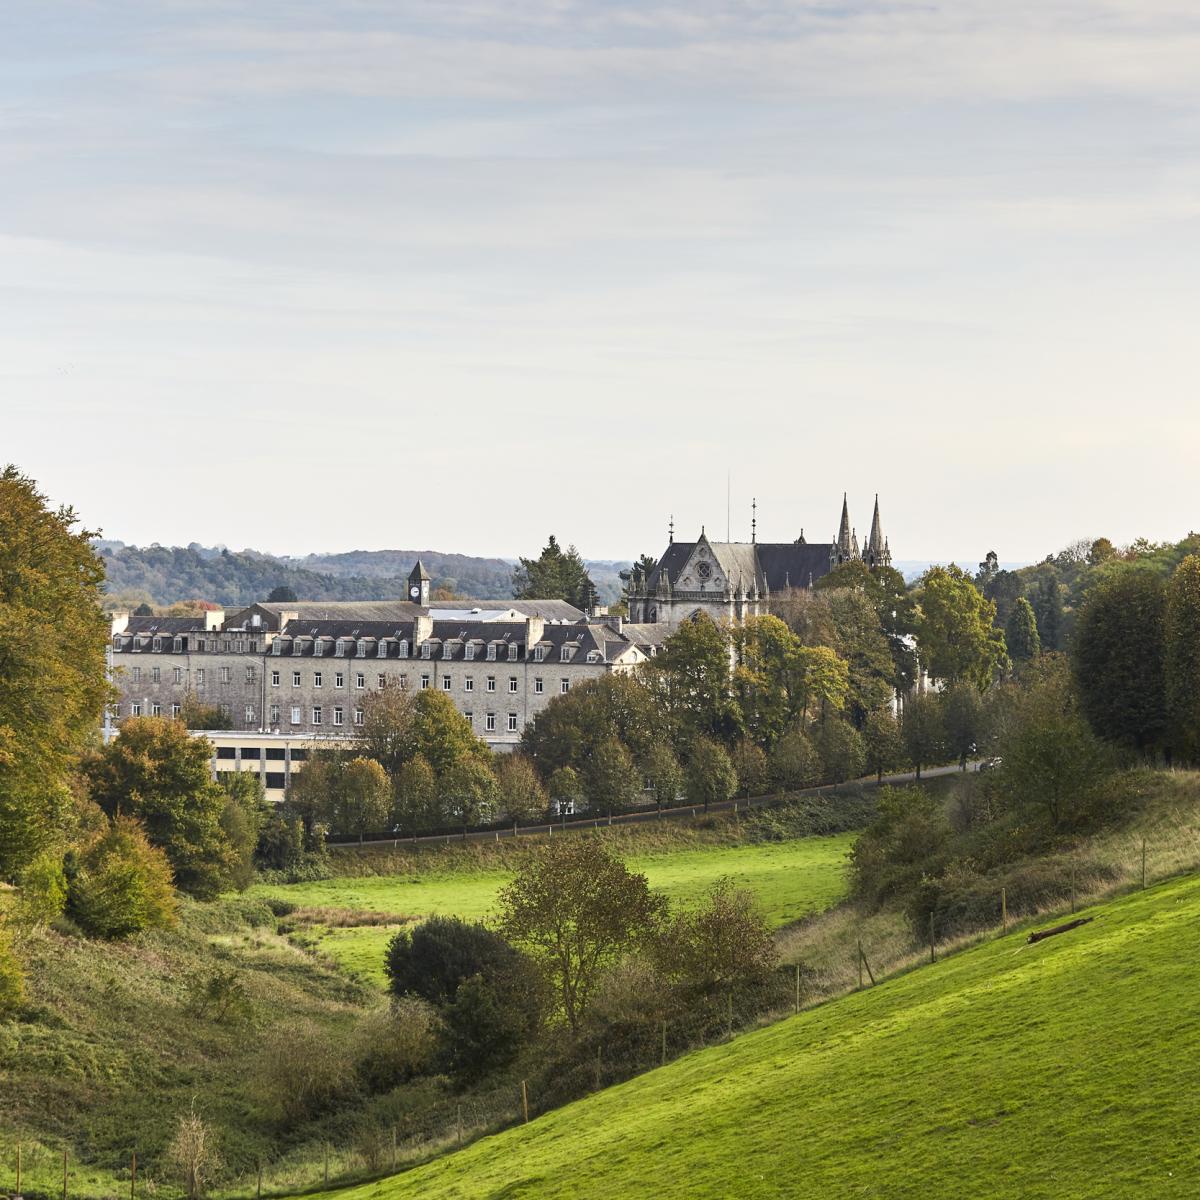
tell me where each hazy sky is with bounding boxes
[3,2,1198,563]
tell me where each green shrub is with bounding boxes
[14,850,67,927]
[253,1018,357,1122]
[67,817,177,939]
[351,997,442,1092]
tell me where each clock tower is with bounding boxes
[407,559,431,606]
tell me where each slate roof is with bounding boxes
[754,542,837,591]
[644,540,835,594]
[122,616,210,634]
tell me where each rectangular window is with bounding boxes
[242,746,261,760]
[270,704,280,724]
[245,666,256,684]
[151,702,162,717]
[399,675,409,691]
[441,675,451,691]
[534,646,545,662]
[508,644,518,662]
[266,747,285,760]
[216,746,236,760]
[220,666,232,684]
[335,672,345,688]
[312,706,322,725]
[464,711,473,726]
[420,673,430,690]
[465,677,474,692]
[333,706,344,726]
[271,670,280,687]
[486,644,497,661]
[132,666,141,683]
[290,706,302,725]
[353,707,364,726]
[356,673,365,689]
[245,705,256,723]
[314,671,323,688]
[171,703,181,718]
[197,639,206,652]
[561,678,570,694]
[292,671,301,687]
[290,749,307,762]
[151,666,161,683]
[487,676,496,692]
[485,712,496,732]
[508,677,518,693]
[196,668,205,685]
[508,712,518,732]
[378,673,387,689]
[535,677,544,694]
[131,702,142,716]
[265,772,285,790]
[174,667,183,684]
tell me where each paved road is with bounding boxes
[334,761,981,851]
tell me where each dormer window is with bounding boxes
[335,639,347,657]
[112,635,123,652]
[486,643,497,661]
[152,636,162,651]
[587,650,602,663]
[398,639,409,658]
[507,643,518,662]
[377,640,389,658]
[173,637,183,653]
[465,643,475,661]
[534,645,545,662]
[561,645,572,662]
[314,640,325,657]
[292,639,303,655]
[443,642,454,660]
[272,639,283,655]
[357,640,369,657]
[421,642,432,659]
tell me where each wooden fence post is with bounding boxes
[928,912,935,963]
[16,1142,21,1197]
[661,1019,667,1066]
[130,1151,136,1200]
[456,1104,463,1145]
[1001,887,1007,935]
[391,1128,397,1172]
[794,963,801,1013]
[323,1145,329,1186]
[1070,861,1076,914]
[521,1080,530,1124]
[1142,839,1147,889]
[857,942,863,990]
[63,1146,69,1200]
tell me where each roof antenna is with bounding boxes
[668,514,674,544]
[751,497,757,545]
[726,470,731,542]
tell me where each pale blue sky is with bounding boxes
[3,2,1198,562]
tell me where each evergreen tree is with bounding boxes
[1165,555,1200,763]
[0,467,110,880]
[1004,596,1041,663]
[1072,569,1167,755]
[512,535,596,609]
[1032,572,1064,652]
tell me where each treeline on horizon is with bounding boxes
[97,541,628,608]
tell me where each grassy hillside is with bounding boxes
[300,871,1200,1199]
[254,833,856,982]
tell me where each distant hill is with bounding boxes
[97,542,630,607]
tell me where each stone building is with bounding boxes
[109,562,655,796]
[627,494,892,630]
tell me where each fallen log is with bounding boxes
[1027,917,1094,944]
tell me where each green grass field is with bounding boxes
[300,872,1200,1199]
[253,834,856,982]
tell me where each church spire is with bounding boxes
[865,494,890,568]
[836,493,854,562]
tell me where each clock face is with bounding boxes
[696,561,712,580]
[410,585,421,600]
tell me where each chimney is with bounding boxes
[110,610,130,636]
[205,608,226,631]
[525,615,545,650]
[414,611,434,646]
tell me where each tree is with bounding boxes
[685,738,738,813]
[133,601,155,616]
[284,752,337,846]
[547,765,583,815]
[619,553,660,609]
[334,757,392,841]
[730,737,769,797]
[0,467,110,880]
[355,685,416,780]
[1165,555,1200,763]
[811,718,866,783]
[267,585,298,603]
[915,566,1009,689]
[1088,538,1116,566]
[1072,569,1167,755]
[769,729,820,792]
[901,690,944,780]
[82,718,234,899]
[731,615,807,746]
[513,535,596,610]
[498,840,666,1031]
[939,682,988,770]
[409,689,485,778]
[643,743,684,811]
[393,754,438,834]
[164,1102,222,1200]
[1031,571,1064,653]
[645,615,739,745]
[0,923,23,1018]
[655,879,777,997]
[496,754,548,828]
[67,816,177,938]
[178,696,227,730]
[217,773,266,890]
[440,756,498,836]
[862,708,902,782]
[1004,596,1041,664]
[13,850,68,927]
[386,916,528,1005]
[584,737,640,816]
[997,657,1112,830]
